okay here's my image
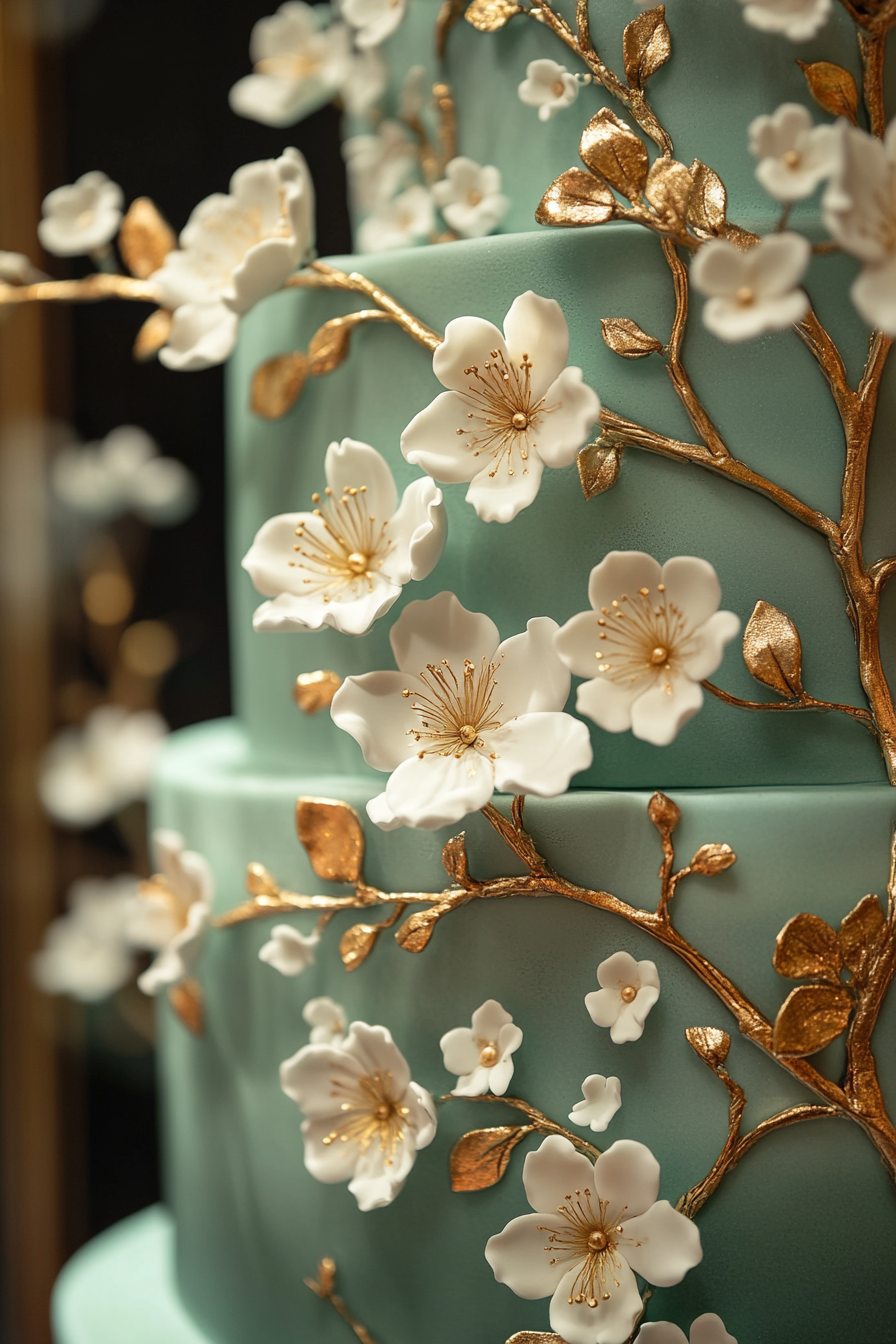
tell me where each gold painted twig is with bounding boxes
[858,26,888,136]
[441,1090,602,1159]
[305,1259,380,1344]
[660,239,728,458]
[285,261,442,353]
[702,679,876,732]
[0,273,158,306]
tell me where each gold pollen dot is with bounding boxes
[587,1229,610,1253]
[479,1042,499,1067]
[511,412,529,431]
[346,551,368,575]
[374,1103,392,1122]
[552,78,566,96]
[459,724,478,745]
[736,285,755,307]
[783,148,801,168]
[650,646,668,665]
[621,985,637,1003]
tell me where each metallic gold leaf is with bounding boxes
[798,60,859,124]
[773,983,852,1057]
[506,1335,565,1344]
[442,833,469,883]
[246,862,281,898]
[118,197,176,279]
[535,169,616,228]
[685,1025,731,1070]
[251,352,309,419]
[601,317,663,359]
[774,911,842,982]
[294,670,342,715]
[743,600,804,699]
[340,922,380,972]
[648,790,681,837]
[689,842,736,876]
[577,441,621,500]
[464,0,521,29]
[308,318,353,375]
[132,307,173,362]
[296,798,365,884]
[168,978,203,1035]
[686,159,728,237]
[839,893,885,980]
[579,109,649,202]
[450,1125,532,1191]
[623,5,671,91]
[395,902,452,952]
[645,157,693,230]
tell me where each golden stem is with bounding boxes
[285,263,443,352]
[661,240,728,457]
[0,273,158,306]
[844,833,896,1117]
[433,82,458,173]
[441,1091,601,1159]
[858,27,888,137]
[305,1260,380,1344]
[702,679,876,732]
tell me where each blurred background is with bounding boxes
[0,2,350,1339]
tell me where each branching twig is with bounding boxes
[441,1091,601,1158]
[702,679,877,732]
[285,262,442,352]
[660,240,728,458]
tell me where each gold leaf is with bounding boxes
[168,979,203,1035]
[601,317,663,359]
[743,600,804,699]
[450,1125,532,1191]
[294,670,342,715]
[395,903,452,952]
[577,441,621,500]
[579,109,649,202]
[535,169,617,228]
[118,197,176,279]
[772,983,852,1057]
[251,352,309,419]
[774,911,842,982]
[645,157,693,230]
[648,790,681,837]
[506,1336,565,1344]
[798,60,859,125]
[689,842,737,876]
[686,159,728,237]
[464,0,521,30]
[340,922,380,972]
[296,798,365,884]
[133,308,173,362]
[308,318,353,375]
[246,862,281,898]
[442,833,469,883]
[623,5,671,91]
[839,893,885,979]
[685,1025,731,1070]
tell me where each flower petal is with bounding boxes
[502,292,569,401]
[159,302,239,371]
[576,676,644,734]
[407,1082,438,1149]
[229,236,300,314]
[631,1323,688,1343]
[691,240,747,297]
[401,390,487,484]
[569,1075,622,1132]
[485,1211,565,1299]
[324,438,397,521]
[452,1065,492,1096]
[585,987,621,1030]
[554,610,603,679]
[629,674,705,746]
[620,1199,703,1286]
[497,617,570,716]
[432,315,508,393]
[658,556,722,629]
[488,711,593,797]
[252,582,401,635]
[549,1260,642,1344]
[610,987,659,1043]
[471,997,513,1040]
[379,750,494,829]
[302,1117,362,1183]
[382,477,446,584]
[750,231,810,298]
[689,1313,737,1344]
[342,1021,412,1097]
[330,670,419,771]
[587,552,664,615]
[851,252,896,334]
[280,1043,362,1118]
[440,1025,480,1076]
[593,1139,660,1223]
[242,512,309,597]
[465,451,544,523]
[488,1056,516,1095]
[677,609,741,681]
[597,950,641,990]
[522,1134,596,1214]
[389,591,499,675]
[534,367,601,469]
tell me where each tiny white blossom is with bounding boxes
[39,705,167,828]
[38,170,123,257]
[432,158,509,239]
[748,103,838,202]
[440,999,523,1096]
[586,951,660,1045]
[303,995,346,1044]
[229,2,352,126]
[823,118,896,334]
[691,232,810,341]
[736,0,830,40]
[343,122,417,216]
[259,924,320,975]
[568,1074,622,1132]
[340,0,407,48]
[52,425,197,526]
[136,831,214,996]
[518,59,581,122]
[399,64,426,123]
[32,875,140,1002]
[357,185,434,254]
[638,1315,738,1344]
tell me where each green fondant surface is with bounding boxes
[151,719,896,1344]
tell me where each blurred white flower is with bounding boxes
[568,1074,622,1132]
[432,158,509,239]
[0,251,46,285]
[823,118,896,333]
[340,0,407,49]
[736,0,830,39]
[341,48,388,116]
[38,171,124,258]
[32,875,140,1002]
[343,122,417,216]
[229,3,352,127]
[748,103,838,202]
[303,995,346,1044]
[52,425,197,526]
[357,185,434,253]
[39,705,168,829]
[136,831,214,995]
[399,64,426,122]
[259,924,320,975]
[518,59,581,122]
[690,232,810,342]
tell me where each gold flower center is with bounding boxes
[552,79,566,96]
[588,1229,610,1252]
[459,724,479,744]
[783,148,801,168]
[538,1188,625,1310]
[289,483,390,603]
[403,657,504,759]
[467,189,483,206]
[512,411,529,430]
[620,985,638,1003]
[347,551,368,574]
[322,1070,410,1168]
[736,285,755,307]
[649,646,668,665]
[480,1042,499,1067]
[454,348,555,480]
[594,583,699,698]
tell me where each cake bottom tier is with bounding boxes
[153,720,896,1344]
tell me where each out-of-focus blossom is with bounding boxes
[691,232,810,341]
[229,3,352,127]
[748,103,838,202]
[259,924,320,975]
[823,118,896,334]
[303,996,347,1044]
[343,122,417,216]
[136,831,214,996]
[32,875,140,1002]
[38,171,124,257]
[357,185,435,253]
[52,425,197,526]
[518,59,581,122]
[737,0,830,40]
[340,0,407,49]
[432,158,509,239]
[0,251,46,285]
[39,705,168,829]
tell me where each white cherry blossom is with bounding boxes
[485,1135,702,1344]
[39,705,167,828]
[519,59,581,122]
[568,1075,622,1132]
[690,232,810,341]
[136,831,214,996]
[151,148,314,371]
[357,185,435,254]
[340,0,407,48]
[259,924,320,975]
[229,3,351,127]
[639,1315,738,1344]
[280,1020,437,1210]
[340,47,388,116]
[440,999,523,1096]
[823,119,896,333]
[303,996,347,1044]
[432,158,509,239]
[748,103,838,202]
[38,170,123,257]
[33,875,140,1002]
[736,0,830,40]
[331,591,593,831]
[343,122,417,216]
[242,439,446,636]
[554,551,740,747]
[585,951,660,1045]
[399,64,426,123]
[401,292,600,523]
[52,425,197,526]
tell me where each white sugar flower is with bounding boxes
[135,831,214,996]
[823,119,896,333]
[229,3,351,127]
[52,425,197,526]
[259,924,320,975]
[340,0,407,48]
[586,951,660,1045]
[639,1314,738,1344]
[280,1020,437,1210]
[303,996,347,1044]
[357,185,435,254]
[340,47,388,116]
[152,148,314,371]
[432,158,509,239]
[0,251,45,285]
[518,59,581,122]
[242,438,446,636]
[38,170,123,257]
[399,64,426,122]
[331,590,593,831]
[569,1074,622,1132]
[401,292,600,523]
[555,551,740,746]
[343,122,417,216]
[749,103,838,202]
[440,999,523,1096]
[32,875,140,1002]
[485,1135,702,1344]
[736,0,830,40]
[691,232,810,341]
[39,705,167,828]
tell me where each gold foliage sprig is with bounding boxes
[305,1258,381,1344]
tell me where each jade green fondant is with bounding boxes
[151,719,896,1344]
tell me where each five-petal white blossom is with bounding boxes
[151,148,314,371]
[736,0,830,40]
[280,1020,437,1210]
[554,552,740,747]
[357,185,435,254]
[303,996,347,1044]
[518,59,581,122]
[38,170,123,257]
[823,119,896,333]
[440,999,523,1096]
[748,103,838,202]
[135,831,214,996]
[331,590,593,831]
[52,425,197,526]
[485,1135,702,1344]
[39,705,168,828]
[690,232,810,341]
[32,875,140,1002]
[242,439,446,635]
[568,1074,622,1132]
[343,122,417,216]
[586,951,660,1045]
[340,0,407,48]
[259,924,320,975]
[401,292,600,523]
[432,158,510,239]
[638,1315,738,1344]
[229,3,352,127]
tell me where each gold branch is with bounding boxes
[858,27,888,135]
[285,261,442,352]
[441,1090,601,1159]
[305,1259,380,1344]
[0,273,158,306]
[702,679,877,732]
[660,239,728,457]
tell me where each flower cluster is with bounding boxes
[39,705,167,829]
[32,875,142,1002]
[52,425,197,527]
